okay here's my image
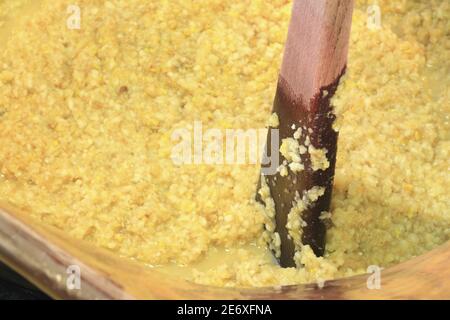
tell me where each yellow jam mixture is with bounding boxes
[0,0,448,287]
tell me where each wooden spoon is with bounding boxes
[258,0,354,267]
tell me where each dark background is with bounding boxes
[0,262,50,300]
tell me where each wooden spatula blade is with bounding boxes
[258,0,354,268]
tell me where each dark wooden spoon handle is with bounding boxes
[259,0,354,267]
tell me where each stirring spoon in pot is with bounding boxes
[257,0,354,268]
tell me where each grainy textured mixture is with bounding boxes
[0,0,448,287]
